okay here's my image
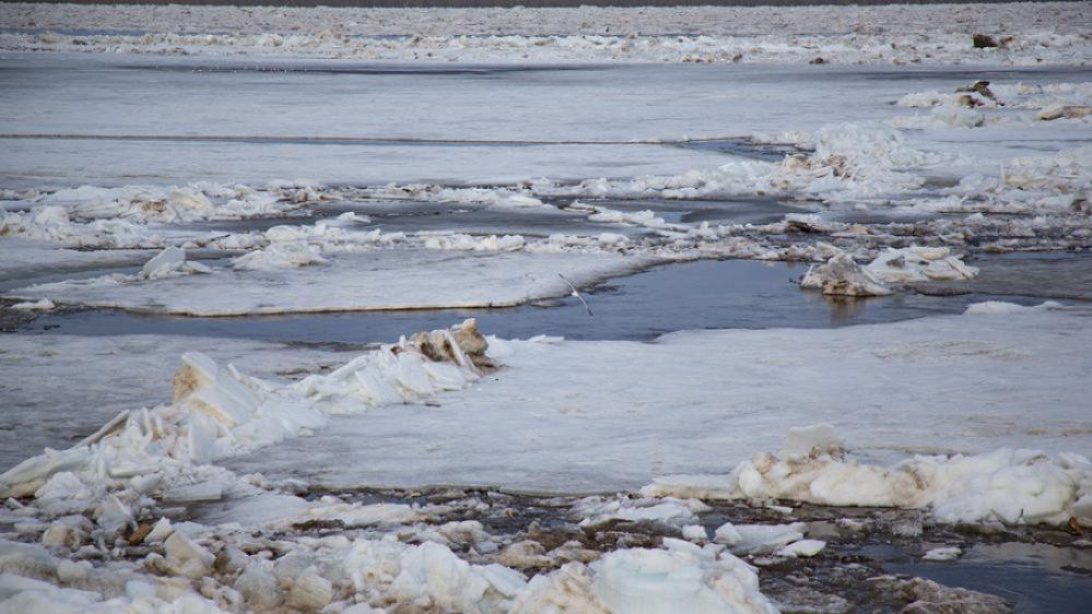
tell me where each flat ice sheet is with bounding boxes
[225,306,1092,493]
[9,249,651,316]
[4,54,1090,188]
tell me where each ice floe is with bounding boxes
[8,249,651,316]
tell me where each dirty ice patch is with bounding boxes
[8,249,654,316]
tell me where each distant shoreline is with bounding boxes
[2,0,1072,7]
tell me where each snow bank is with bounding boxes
[0,321,543,614]
[644,428,1092,527]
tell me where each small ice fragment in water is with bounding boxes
[922,546,962,561]
[776,539,826,558]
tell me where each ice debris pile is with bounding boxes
[0,313,788,613]
[644,425,1092,527]
[3,320,497,499]
[800,246,978,297]
[897,80,1092,127]
[0,182,327,253]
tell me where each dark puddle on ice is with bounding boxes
[870,542,1092,614]
[16,258,1049,345]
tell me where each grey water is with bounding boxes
[867,542,1092,614]
[18,258,1049,346]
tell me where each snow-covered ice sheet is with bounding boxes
[228,304,1092,493]
[4,55,1091,189]
[8,249,652,316]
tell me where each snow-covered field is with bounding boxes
[1,3,1091,613]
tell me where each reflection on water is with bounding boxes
[881,542,1092,614]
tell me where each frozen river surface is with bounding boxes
[3,54,1091,187]
[2,30,1092,613]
